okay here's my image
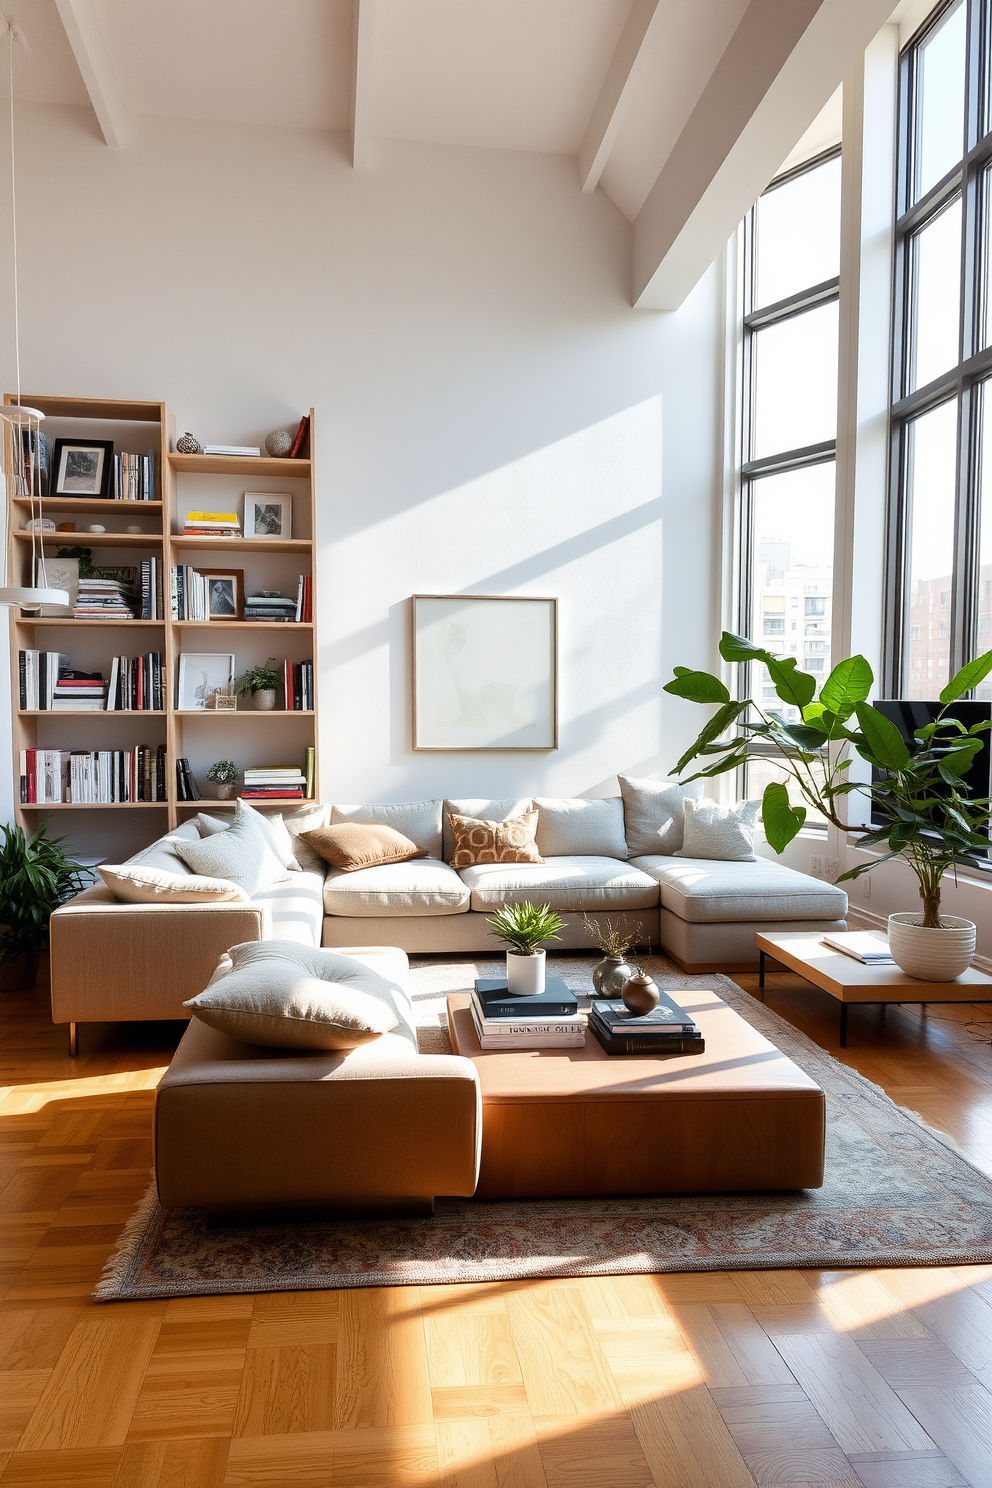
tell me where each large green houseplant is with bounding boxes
[664,634,992,979]
[0,822,87,991]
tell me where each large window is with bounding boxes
[739,151,842,814]
[888,0,992,702]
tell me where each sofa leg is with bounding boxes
[68,1022,78,1058]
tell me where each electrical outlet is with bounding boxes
[810,855,823,878]
[862,875,871,899]
[823,857,839,882]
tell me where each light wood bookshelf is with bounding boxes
[5,395,319,861]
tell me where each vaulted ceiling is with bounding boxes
[4,0,898,307]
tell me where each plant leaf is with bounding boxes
[718,632,773,664]
[761,781,807,853]
[766,657,817,709]
[854,702,911,769]
[939,648,992,704]
[672,699,746,775]
[663,670,731,704]
[819,655,873,719]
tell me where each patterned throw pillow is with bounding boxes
[448,810,544,868]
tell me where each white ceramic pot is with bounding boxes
[254,689,277,711]
[887,912,976,982]
[506,949,546,995]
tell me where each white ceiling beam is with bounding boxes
[54,0,126,148]
[351,0,377,170]
[632,0,896,310]
[578,0,663,194]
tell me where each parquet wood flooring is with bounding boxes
[0,968,989,1486]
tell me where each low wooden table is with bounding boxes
[446,989,825,1198]
[755,931,992,1047]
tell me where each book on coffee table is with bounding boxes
[821,931,894,964]
[589,993,704,1056]
[592,994,698,1033]
[474,977,578,1019]
[469,996,585,1050]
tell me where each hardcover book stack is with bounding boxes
[53,669,107,711]
[245,592,297,622]
[73,575,138,619]
[106,653,164,711]
[241,765,307,800]
[170,565,208,621]
[19,745,167,803]
[139,557,165,620]
[470,977,585,1049]
[589,993,704,1056]
[18,650,70,709]
[182,510,240,538]
[284,659,313,710]
[112,450,155,500]
[294,574,312,623]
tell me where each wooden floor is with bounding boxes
[0,965,990,1487]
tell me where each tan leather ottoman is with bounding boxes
[446,988,824,1198]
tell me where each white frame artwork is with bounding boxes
[245,493,292,540]
[177,652,235,711]
[412,594,558,751]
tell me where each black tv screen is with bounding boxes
[871,700,992,854]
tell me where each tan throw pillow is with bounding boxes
[99,863,251,904]
[300,822,425,872]
[448,810,544,868]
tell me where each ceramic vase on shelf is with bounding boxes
[506,949,546,995]
[214,782,237,800]
[592,955,636,1000]
[886,913,976,981]
[622,971,660,1016]
[254,690,277,711]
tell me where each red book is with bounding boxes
[24,748,37,804]
[289,414,310,459]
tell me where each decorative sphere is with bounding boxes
[622,972,660,1016]
[176,432,201,454]
[265,428,293,457]
[87,524,106,533]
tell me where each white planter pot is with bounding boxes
[254,689,277,711]
[506,949,546,995]
[887,913,976,982]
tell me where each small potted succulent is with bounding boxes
[582,913,643,999]
[1,822,87,991]
[206,759,239,800]
[235,658,281,711]
[487,901,564,995]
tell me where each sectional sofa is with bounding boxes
[49,784,848,1042]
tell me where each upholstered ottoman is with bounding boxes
[447,987,825,1198]
[155,947,481,1217]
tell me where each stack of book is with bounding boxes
[182,510,241,538]
[245,593,297,622]
[106,653,164,711]
[175,757,200,801]
[241,765,307,800]
[589,994,704,1056]
[18,650,70,709]
[822,931,894,964]
[19,745,167,803]
[73,576,138,619]
[139,557,165,620]
[53,670,107,711]
[284,659,313,709]
[203,444,260,458]
[304,745,315,799]
[171,565,208,620]
[112,451,155,501]
[470,977,584,1049]
[294,574,312,623]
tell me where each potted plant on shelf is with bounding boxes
[206,759,239,800]
[487,901,564,995]
[0,822,87,992]
[235,659,281,711]
[582,913,643,998]
[664,634,992,982]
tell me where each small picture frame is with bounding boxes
[50,438,114,500]
[177,653,235,711]
[245,493,292,540]
[201,568,244,620]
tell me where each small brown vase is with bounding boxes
[622,971,660,1016]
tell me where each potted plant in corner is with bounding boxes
[235,659,281,711]
[487,901,564,994]
[0,822,87,992]
[206,759,240,800]
[664,634,992,982]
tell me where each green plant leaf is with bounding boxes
[718,632,772,664]
[939,648,992,704]
[854,702,911,769]
[663,670,731,704]
[765,657,817,709]
[761,781,807,853]
[672,699,746,775]
[818,655,873,719]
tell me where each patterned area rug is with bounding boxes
[97,956,992,1300]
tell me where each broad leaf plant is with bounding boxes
[663,635,992,929]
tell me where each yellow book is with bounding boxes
[185,511,240,523]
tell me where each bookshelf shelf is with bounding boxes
[175,797,312,811]
[6,395,319,850]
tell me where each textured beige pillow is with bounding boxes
[448,810,544,868]
[300,822,424,872]
[675,798,761,862]
[196,800,301,872]
[99,863,250,904]
[185,942,401,1049]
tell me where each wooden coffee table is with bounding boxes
[755,931,992,1047]
[446,989,825,1199]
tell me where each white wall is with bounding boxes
[0,105,723,825]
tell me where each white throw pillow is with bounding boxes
[99,863,250,904]
[175,813,290,895]
[618,775,705,857]
[532,796,627,859]
[196,800,301,872]
[675,798,761,862]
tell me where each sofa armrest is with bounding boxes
[50,888,268,1024]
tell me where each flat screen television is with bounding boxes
[870,700,992,858]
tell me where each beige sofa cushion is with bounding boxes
[197,800,302,873]
[633,855,849,923]
[98,863,250,905]
[323,857,471,918]
[533,797,627,859]
[459,856,659,913]
[175,814,290,896]
[302,822,424,872]
[676,798,761,861]
[331,800,443,860]
[442,798,533,861]
[449,810,543,868]
[619,775,705,857]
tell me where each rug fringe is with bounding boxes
[94,1178,160,1302]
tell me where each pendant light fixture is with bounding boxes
[0,11,68,610]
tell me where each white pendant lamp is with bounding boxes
[0,14,69,611]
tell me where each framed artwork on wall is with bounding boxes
[201,568,244,620]
[177,653,235,711]
[50,438,114,499]
[245,493,292,539]
[412,594,558,750]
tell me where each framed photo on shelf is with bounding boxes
[412,594,558,750]
[201,568,244,620]
[245,493,292,540]
[50,438,114,500]
[177,653,235,711]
